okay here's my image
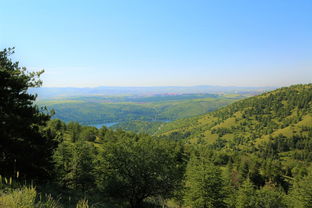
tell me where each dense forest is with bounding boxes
[1,48,312,208]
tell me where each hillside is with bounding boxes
[156,84,312,146]
[3,48,312,208]
[111,120,164,134]
[38,94,244,125]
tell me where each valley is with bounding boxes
[1,1,312,206]
[37,93,247,128]
[2,60,312,207]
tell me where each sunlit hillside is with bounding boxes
[157,84,312,147]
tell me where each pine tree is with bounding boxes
[0,48,57,179]
[183,154,227,208]
[236,179,256,208]
[289,173,312,208]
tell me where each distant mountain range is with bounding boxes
[30,85,276,99]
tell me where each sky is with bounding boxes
[1,0,312,87]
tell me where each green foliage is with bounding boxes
[0,186,37,208]
[79,127,98,141]
[71,142,96,191]
[67,122,82,142]
[0,186,61,208]
[0,48,57,179]
[236,180,287,208]
[0,185,95,208]
[1,56,311,208]
[183,152,227,208]
[96,135,185,208]
[289,172,312,208]
[50,121,187,207]
[236,179,256,208]
[255,186,286,208]
[111,120,164,134]
[158,84,312,144]
[54,141,96,191]
[53,141,75,188]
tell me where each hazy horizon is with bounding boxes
[38,80,311,88]
[37,84,279,89]
[31,85,278,100]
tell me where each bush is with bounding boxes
[0,187,36,208]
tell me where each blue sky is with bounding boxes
[1,0,311,87]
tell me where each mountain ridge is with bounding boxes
[155,84,312,147]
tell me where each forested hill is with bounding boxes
[157,84,312,145]
[2,47,312,207]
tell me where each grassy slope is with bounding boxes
[156,84,312,146]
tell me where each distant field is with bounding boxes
[37,93,247,125]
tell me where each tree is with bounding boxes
[183,153,227,208]
[54,140,96,191]
[67,122,81,142]
[289,173,312,208]
[71,141,96,191]
[236,179,287,208]
[53,140,75,188]
[96,134,184,208]
[0,48,57,179]
[79,126,98,142]
[255,185,287,208]
[236,179,257,208]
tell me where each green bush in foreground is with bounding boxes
[0,186,91,208]
[0,187,36,208]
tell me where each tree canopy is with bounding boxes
[0,48,56,179]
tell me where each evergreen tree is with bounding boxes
[53,140,75,188]
[54,140,96,191]
[255,185,287,208]
[183,154,227,208]
[289,173,312,208]
[71,141,96,191]
[236,179,257,208]
[0,48,57,179]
